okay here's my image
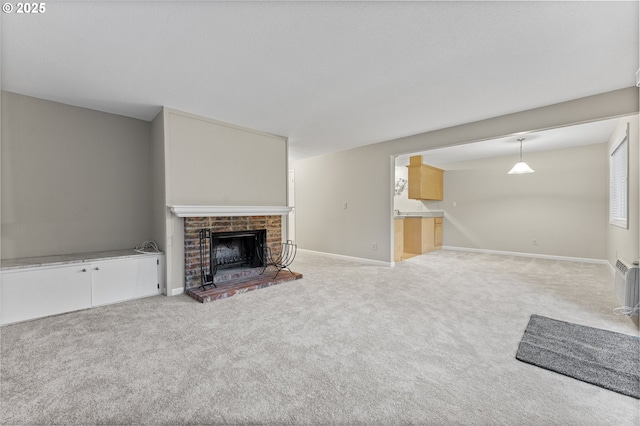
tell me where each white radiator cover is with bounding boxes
[614,259,639,315]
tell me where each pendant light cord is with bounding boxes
[518,138,524,161]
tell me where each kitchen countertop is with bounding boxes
[1,249,163,271]
[394,211,444,219]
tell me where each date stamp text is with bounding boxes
[3,3,47,14]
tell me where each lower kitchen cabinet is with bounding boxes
[394,219,404,262]
[1,250,163,325]
[403,217,442,256]
[434,217,443,249]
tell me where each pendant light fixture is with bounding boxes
[508,138,535,174]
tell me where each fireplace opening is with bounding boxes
[198,229,266,289]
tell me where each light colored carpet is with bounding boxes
[1,250,638,425]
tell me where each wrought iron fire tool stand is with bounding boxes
[199,229,217,290]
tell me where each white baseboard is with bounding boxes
[606,262,616,274]
[297,249,393,267]
[442,246,610,265]
[169,287,184,296]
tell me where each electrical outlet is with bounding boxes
[416,203,422,210]
[372,242,378,250]
[452,201,457,207]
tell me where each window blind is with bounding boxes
[610,135,628,228]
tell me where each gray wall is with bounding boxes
[1,91,153,259]
[432,143,609,260]
[292,88,639,264]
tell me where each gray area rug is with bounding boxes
[516,314,640,399]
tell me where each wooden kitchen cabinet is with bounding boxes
[403,217,442,257]
[407,155,444,200]
[394,219,404,262]
[434,217,443,248]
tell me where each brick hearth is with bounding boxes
[185,270,303,303]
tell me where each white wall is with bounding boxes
[164,108,287,206]
[293,146,392,262]
[432,144,608,260]
[292,88,639,263]
[607,116,639,265]
[1,92,153,259]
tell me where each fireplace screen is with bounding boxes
[198,229,266,289]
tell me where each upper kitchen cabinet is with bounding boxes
[407,155,444,200]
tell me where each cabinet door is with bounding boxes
[434,218,443,248]
[421,218,436,253]
[394,219,404,262]
[407,157,444,200]
[421,166,443,200]
[1,265,92,325]
[91,257,159,307]
[403,218,422,255]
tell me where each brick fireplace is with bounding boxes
[184,215,282,289]
[169,205,303,303]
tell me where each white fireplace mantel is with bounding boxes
[169,205,293,218]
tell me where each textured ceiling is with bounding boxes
[1,1,638,160]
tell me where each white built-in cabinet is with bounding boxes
[1,250,163,325]
[91,257,159,307]
[1,263,93,325]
